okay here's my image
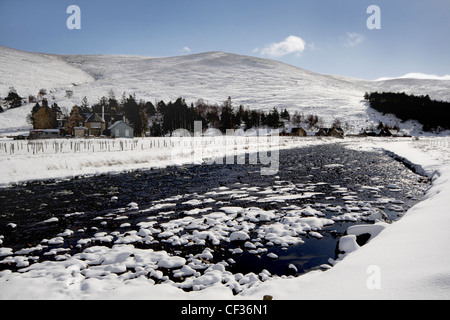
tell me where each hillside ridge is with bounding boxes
[1,46,450,135]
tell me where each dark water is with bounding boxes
[0,144,429,284]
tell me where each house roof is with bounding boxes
[318,127,344,132]
[108,120,133,130]
[318,128,332,134]
[85,113,105,123]
[283,127,307,134]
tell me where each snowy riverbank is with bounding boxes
[238,137,450,300]
[0,136,331,186]
[0,137,449,300]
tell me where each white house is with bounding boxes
[109,121,134,138]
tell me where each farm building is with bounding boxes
[359,128,400,137]
[281,127,307,137]
[73,127,88,138]
[316,127,344,138]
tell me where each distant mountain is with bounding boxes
[1,46,449,135]
[376,73,450,81]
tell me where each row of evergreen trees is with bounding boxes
[364,92,450,132]
[80,94,296,136]
[158,97,287,134]
[19,89,327,136]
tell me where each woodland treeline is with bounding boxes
[365,92,450,132]
[60,93,324,136]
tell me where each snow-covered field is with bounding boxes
[0,136,449,300]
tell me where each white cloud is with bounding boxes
[182,46,191,53]
[257,35,306,58]
[345,32,365,47]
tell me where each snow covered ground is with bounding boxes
[0,103,34,136]
[0,136,449,300]
[0,46,94,99]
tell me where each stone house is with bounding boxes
[33,99,56,130]
[85,113,106,136]
[65,106,85,136]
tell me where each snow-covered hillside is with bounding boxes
[1,46,450,134]
[0,46,94,98]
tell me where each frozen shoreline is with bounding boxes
[0,137,449,300]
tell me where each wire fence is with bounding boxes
[2,136,449,157]
[0,136,285,156]
[413,137,450,149]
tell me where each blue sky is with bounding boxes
[0,0,449,80]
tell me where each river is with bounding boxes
[0,144,429,292]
